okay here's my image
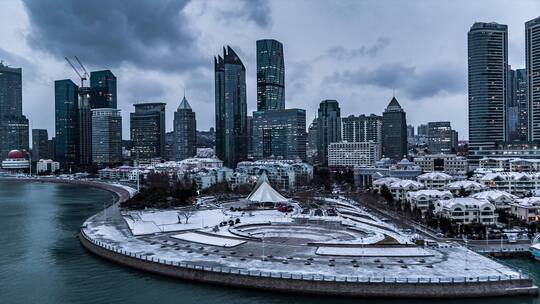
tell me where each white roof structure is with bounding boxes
[437,197,493,210]
[408,190,453,200]
[246,173,288,203]
[417,172,454,181]
[511,197,540,207]
[373,177,401,187]
[446,180,487,191]
[470,190,517,203]
[389,180,424,190]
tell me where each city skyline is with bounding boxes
[1,1,540,140]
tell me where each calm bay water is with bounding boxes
[0,180,539,304]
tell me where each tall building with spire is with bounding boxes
[214,46,247,168]
[467,22,508,165]
[173,95,196,160]
[256,39,285,111]
[382,96,407,160]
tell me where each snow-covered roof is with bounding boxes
[372,177,401,186]
[480,172,540,181]
[390,180,424,190]
[408,190,453,199]
[511,197,540,207]
[437,197,493,210]
[246,173,288,203]
[417,172,454,181]
[446,180,487,190]
[470,190,517,202]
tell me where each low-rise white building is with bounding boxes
[413,154,468,175]
[469,190,517,209]
[328,141,380,168]
[479,172,540,197]
[235,160,313,190]
[509,197,540,223]
[434,198,497,225]
[36,159,60,174]
[407,190,453,213]
[372,177,402,193]
[416,172,454,190]
[389,180,424,202]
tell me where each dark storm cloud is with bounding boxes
[0,47,39,80]
[327,63,465,100]
[21,0,204,72]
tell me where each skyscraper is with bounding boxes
[341,114,382,143]
[91,108,122,166]
[526,17,540,141]
[382,96,407,160]
[130,103,166,160]
[55,79,79,168]
[468,22,508,164]
[507,68,528,141]
[90,70,117,109]
[427,121,452,154]
[78,87,92,165]
[32,129,49,161]
[0,62,28,159]
[256,39,285,111]
[173,96,197,160]
[214,46,248,168]
[317,99,341,164]
[252,108,306,161]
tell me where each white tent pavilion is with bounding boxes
[246,173,288,204]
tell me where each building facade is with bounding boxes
[90,70,117,109]
[91,108,122,166]
[31,129,49,161]
[130,102,166,160]
[427,121,453,154]
[382,96,407,160]
[507,68,528,141]
[316,99,341,164]
[327,141,380,168]
[252,108,306,161]
[215,46,248,168]
[468,22,508,166]
[0,63,28,159]
[341,114,382,143]
[256,39,285,111]
[78,86,92,165]
[173,96,197,161]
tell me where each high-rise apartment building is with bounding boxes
[173,96,196,160]
[256,39,285,111]
[507,68,528,141]
[427,121,452,154]
[214,46,248,168]
[526,17,540,141]
[341,114,382,143]
[468,22,508,165]
[130,102,166,160]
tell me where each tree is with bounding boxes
[380,185,394,203]
[178,208,196,224]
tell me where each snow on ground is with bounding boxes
[316,246,434,257]
[110,183,138,197]
[172,232,246,247]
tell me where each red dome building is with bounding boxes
[2,149,30,172]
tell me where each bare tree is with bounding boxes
[178,208,196,224]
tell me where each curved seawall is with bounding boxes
[79,229,537,298]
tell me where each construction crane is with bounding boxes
[65,56,89,87]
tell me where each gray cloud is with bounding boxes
[326,63,465,100]
[22,0,204,73]
[240,0,272,28]
[319,38,391,61]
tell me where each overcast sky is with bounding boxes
[1,0,539,140]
